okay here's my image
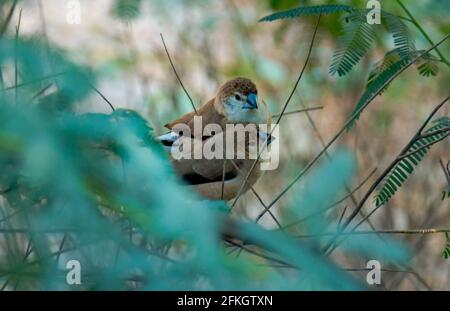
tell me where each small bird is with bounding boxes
[158,77,272,200]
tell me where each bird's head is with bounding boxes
[215,77,268,124]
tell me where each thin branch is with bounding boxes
[295,228,450,239]
[344,267,411,273]
[0,71,67,92]
[31,83,53,100]
[14,8,22,105]
[417,127,450,140]
[337,205,348,230]
[397,132,449,161]
[274,16,322,127]
[160,33,198,115]
[88,82,116,112]
[0,0,18,37]
[230,14,322,209]
[439,158,450,184]
[272,106,323,118]
[225,239,292,268]
[229,160,282,229]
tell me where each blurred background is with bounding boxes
[1,0,449,290]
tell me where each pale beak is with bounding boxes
[243,93,258,110]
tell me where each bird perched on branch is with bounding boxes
[158,77,273,200]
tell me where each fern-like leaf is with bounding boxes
[374,117,450,208]
[329,11,375,76]
[443,187,450,200]
[366,49,402,90]
[382,13,415,60]
[259,4,353,22]
[442,232,450,259]
[367,50,440,92]
[348,58,409,129]
[415,50,439,77]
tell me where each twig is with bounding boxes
[14,8,22,105]
[344,267,411,273]
[439,158,450,184]
[295,228,450,239]
[230,14,322,209]
[272,106,323,118]
[397,132,449,161]
[31,83,53,100]
[0,71,67,92]
[337,206,348,230]
[0,0,18,37]
[417,127,450,140]
[229,161,282,229]
[225,239,292,267]
[160,33,198,115]
[88,82,116,112]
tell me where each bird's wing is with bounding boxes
[172,134,239,182]
[188,159,263,200]
[164,98,226,136]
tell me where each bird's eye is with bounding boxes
[234,94,241,101]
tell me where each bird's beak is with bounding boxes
[243,93,258,110]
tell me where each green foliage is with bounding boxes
[329,11,374,77]
[367,49,439,91]
[443,187,450,200]
[382,13,415,60]
[260,3,444,129]
[259,4,354,22]
[442,232,450,259]
[416,51,440,77]
[349,57,410,128]
[374,117,450,208]
[367,50,402,90]
[260,5,418,78]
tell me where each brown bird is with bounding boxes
[158,77,272,200]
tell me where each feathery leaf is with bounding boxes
[329,11,375,77]
[415,50,439,77]
[382,13,415,60]
[366,49,440,96]
[259,4,353,22]
[442,232,450,259]
[374,117,450,208]
[367,49,402,90]
[348,57,410,129]
[443,187,450,200]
